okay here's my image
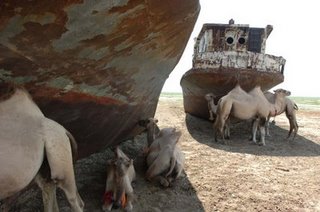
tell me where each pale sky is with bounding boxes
[162,0,320,97]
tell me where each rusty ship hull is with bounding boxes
[180,21,286,120]
[181,67,284,119]
[0,0,200,158]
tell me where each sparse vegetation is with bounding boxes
[160,93,320,109]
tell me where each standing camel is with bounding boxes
[214,85,290,145]
[205,93,230,139]
[264,91,299,140]
[0,83,84,212]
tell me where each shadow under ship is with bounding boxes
[180,20,286,120]
[0,0,200,158]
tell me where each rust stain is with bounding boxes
[0,0,200,157]
[27,85,124,106]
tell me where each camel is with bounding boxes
[214,85,290,145]
[102,146,135,212]
[0,83,84,211]
[205,93,230,139]
[145,126,184,187]
[138,118,160,147]
[264,91,299,140]
[139,118,184,186]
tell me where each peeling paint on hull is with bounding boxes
[0,0,200,158]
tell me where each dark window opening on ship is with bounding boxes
[238,37,245,44]
[226,37,234,44]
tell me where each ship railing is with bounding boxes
[192,51,286,74]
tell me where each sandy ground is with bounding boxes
[8,97,320,212]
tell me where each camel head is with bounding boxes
[139,118,160,147]
[273,89,291,97]
[105,147,133,209]
[138,118,158,129]
[205,93,215,101]
[159,127,182,144]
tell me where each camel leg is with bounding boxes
[251,118,259,144]
[57,177,84,212]
[35,174,59,212]
[146,169,170,187]
[125,191,134,212]
[214,125,219,142]
[292,120,299,140]
[213,114,227,143]
[266,117,271,137]
[209,110,214,121]
[224,119,230,139]
[287,117,298,141]
[259,118,267,146]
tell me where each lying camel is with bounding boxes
[214,85,290,145]
[139,118,184,186]
[145,125,184,187]
[264,91,299,140]
[102,146,136,212]
[0,83,84,211]
[205,93,230,139]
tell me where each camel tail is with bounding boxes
[66,130,78,163]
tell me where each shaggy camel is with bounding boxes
[102,147,135,212]
[140,118,184,186]
[214,85,290,145]
[145,126,184,187]
[0,84,84,211]
[264,91,299,140]
[205,93,230,139]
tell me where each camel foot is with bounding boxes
[159,178,170,187]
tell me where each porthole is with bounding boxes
[238,37,246,44]
[226,37,234,45]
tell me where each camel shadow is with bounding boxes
[9,134,205,212]
[185,114,320,157]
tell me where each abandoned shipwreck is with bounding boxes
[0,0,200,158]
[180,19,286,119]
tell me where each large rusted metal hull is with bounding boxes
[0,0,200,158]
[181,21,286,120]
[181,67,284,119]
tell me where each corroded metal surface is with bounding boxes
[181,68,284,119]
[181,21,285,120]
[0,0,200,158]
[193,51,285,72]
